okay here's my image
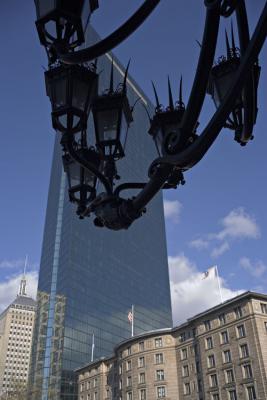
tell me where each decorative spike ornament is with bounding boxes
[225,30,231,60]
[109,59,114,93]
[179,75,183,106]
[231,21,237,58]
[168,76,174,111]
[151,81,161,109]
[123,59,131,93]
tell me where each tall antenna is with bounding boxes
[19,255,28,296]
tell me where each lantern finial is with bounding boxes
[231,21,237,58]
[225,30,231,60]
[168,76,174,111]
[151,81,160,110]
[109,58,114,93]
[179,75,183,107]
[123,60,131,93]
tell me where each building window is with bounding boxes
[156,369,165,381]
[127,392,132,400]
[139,388,146,400]
[234,306,243,318]
[155,338,163,348]
[264,321,267,332]
[157,386,166,398]
[93,378,97,388]
[127,346,131,356]
[219,314,226,326]
[223,350,232,363]
[181,348,188,360]
[225,369,235,383]
[155,353,164,364]
[228,389,237,400]
[196,361,200,373]
[210,374,218,388]
[183,382,191,395]
[206,337,213,349]
[119,364,122,374]
[260,303,267,314]
[243,364,253,379]
[182,365,189,377]
[240,344,249,358]
[127,376,132,387]
[212,394,220,400]
[221,331,229,344]
[119,379,122,390]
[139,372,145,384]
[180,332,186,342]
[139,357,145,367]
[204,320,211,331]
[139,341,144,351]
[127,360,132,371]
[237,324,246,338]
[246,385,256,400]
[93,393,97,400]
[208,354,216,368]
[80,383,84,392]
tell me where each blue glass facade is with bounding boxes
[29,27,172,400]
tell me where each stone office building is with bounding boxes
[0,276,36,398]
[77,291,267,400]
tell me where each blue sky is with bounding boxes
[0,1,266,323]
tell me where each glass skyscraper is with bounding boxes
[29,27,172,400]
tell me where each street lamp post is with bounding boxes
[34,0,267,230]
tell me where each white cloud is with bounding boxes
[189,238,209,250]
[0,272,38,313]
[169,254,244,325]
[0,259,25,269]
[239,257,267,278]
[188,208,260,259]
[163,200,182,222]
[211,242,230,258]
[216,208,260,240]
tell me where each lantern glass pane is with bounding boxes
[61,0,84,17]
[53,76,67,109]
[69,162,81,187]
[98,109,119,141]
[119,112,128,150]
[58,114,68,130]
[72,78,89,112]
[35,0,55,18]
[214,70,236,108]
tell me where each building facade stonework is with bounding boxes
[77,291,267,400]
[0,277,36,398]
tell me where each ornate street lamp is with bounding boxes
[34,0,267,230]
[45,63,98,134]
[34,0,99,50]
[62,141,101,218]
[92,62,133,161]
[149,77,186,156]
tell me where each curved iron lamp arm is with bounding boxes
[114,182,172,197]
[179,1,221,142]
[235,0,255,143]
[132,1,267,213]
[63,136,113,196]
[58,0,161,65]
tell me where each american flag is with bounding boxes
[128,311,133,323]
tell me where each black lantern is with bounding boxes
[149,78,185,156]
[45,63,98,134]
[34,0,99,49]
[207,29,261,134]
[63,147,100,217]
[92,62,133,160]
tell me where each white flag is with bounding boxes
[202,266,216,280]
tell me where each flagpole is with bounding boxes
[131,305,134,337]
[215,265,223,303]
[91,333,95,362]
